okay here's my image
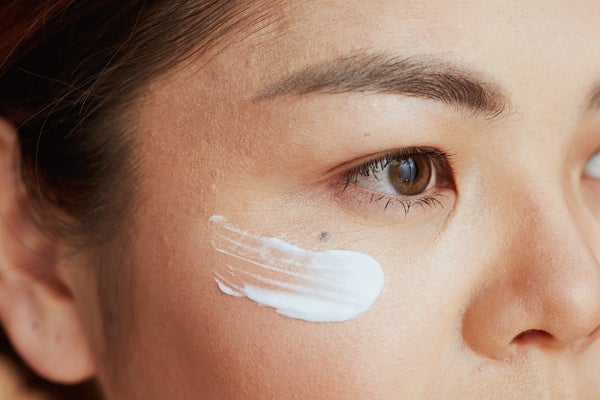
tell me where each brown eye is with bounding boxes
[387,154,432,196]
[344,147,449,201]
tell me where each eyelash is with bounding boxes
[338,146,454,214]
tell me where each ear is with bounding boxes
[0,118,96,384]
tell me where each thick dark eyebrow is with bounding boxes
[256,53,509,119]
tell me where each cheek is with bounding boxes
[208,215,385,323]
[97,208,465,399]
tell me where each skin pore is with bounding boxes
[3,1,600,399]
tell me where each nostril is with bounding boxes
[512,329,553,344]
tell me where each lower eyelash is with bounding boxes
[364,191,446,215]
[336,173,448,215]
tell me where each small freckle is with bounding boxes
[319,232,331,242]
[363,133,371,138]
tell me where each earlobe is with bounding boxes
[0,117,96,384]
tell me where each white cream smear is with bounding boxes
[209,215,385,322]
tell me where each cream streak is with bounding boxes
[209,215,385,322]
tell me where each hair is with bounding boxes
[0,0,275,395]
[0,0,272,242]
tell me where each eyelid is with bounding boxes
[328,146,450,177]
[340,146,452,186]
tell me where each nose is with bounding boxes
[461,191,600,359]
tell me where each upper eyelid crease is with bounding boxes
[255,52,510,120]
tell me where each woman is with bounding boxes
[1,1,600,398]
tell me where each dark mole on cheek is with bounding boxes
[319,231,331,242]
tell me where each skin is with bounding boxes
[2,0,600,399]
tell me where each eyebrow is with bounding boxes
[256,53,509,119]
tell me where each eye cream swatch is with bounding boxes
[209,215,385,322]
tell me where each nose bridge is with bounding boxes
[460,162,600,358]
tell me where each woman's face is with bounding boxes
[75,1,600,398]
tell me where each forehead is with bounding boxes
[200,1,600,103]
[273,1,600,49]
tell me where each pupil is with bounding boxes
[388,153,432,196]
[400,158,418,183]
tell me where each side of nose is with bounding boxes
[461,194,600,359]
